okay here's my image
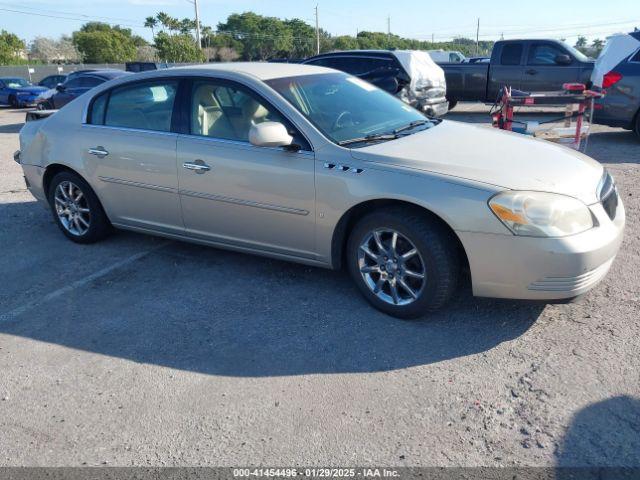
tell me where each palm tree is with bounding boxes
[156,12,172,32]
[144,16,158,39]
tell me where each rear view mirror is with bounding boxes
[249,122,294,148]
[555,54,572,65]
[55,84,66,92]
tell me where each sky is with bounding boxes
[1,0,638,44]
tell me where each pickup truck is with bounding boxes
[440,39,594,107]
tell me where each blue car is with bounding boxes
[0,77,48,108]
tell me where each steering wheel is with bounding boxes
[332,111,355,131]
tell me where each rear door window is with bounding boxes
[103,80,178,132]
[500,44,523,65]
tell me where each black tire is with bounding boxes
[346,207,460,319]
[9,95,18,108]
[47,171,112,244]
[634,111,640,139]
[35,101,47,110]
[448,99,458,111]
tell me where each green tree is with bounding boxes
[144,16,158,39]
[0,30,25,64]
[72,23,138,63]
[283,18,315,58]
[154,31,204,62]
[332,35,359,51]
[217,12,293,60]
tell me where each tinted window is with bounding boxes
[79,76,104,88]
[89,92,108,125]
[631,49,640,62]
[104,81,178,132]
[63,78,82,89]
[528,44,568,65]
[190,81,287,143]
[500,44,523,65]
[311,57,390,76]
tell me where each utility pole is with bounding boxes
[475,17,480,56]
[387,15,391,38]
[193,0,202,49]
[315,5,320,55]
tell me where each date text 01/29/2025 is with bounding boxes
[232,468,400,477]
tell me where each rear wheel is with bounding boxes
[347,208,460,319]
[47,171,112,244]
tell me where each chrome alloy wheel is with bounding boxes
[357,229,426,306]
[54,181,91,236]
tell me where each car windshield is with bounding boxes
[4,78,30,88]
[266,72,436,146]
[561,42,592,62]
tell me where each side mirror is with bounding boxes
[55,84,66,92]
[249,122,294,148]
[555,54,572,65]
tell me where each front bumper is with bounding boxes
[458,195,625,300]
[418,98,449,117]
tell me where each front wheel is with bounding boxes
[347,208,460,319]
[9,95,18,108]
[47,171,112,244]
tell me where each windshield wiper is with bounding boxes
[338,132,399,146]
[393,119,429,134]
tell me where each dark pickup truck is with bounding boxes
[440,39,594,107]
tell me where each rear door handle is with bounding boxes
[525,69,538,75]
[88,146,109,157]
[183,161,211,173]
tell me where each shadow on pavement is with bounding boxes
[0,122,23,134]
[556,395,640,479]
[0,201,544,377]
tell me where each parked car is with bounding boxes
[16,63,625,318]
[440,39,594,108]
[463,56,490,64]
[38,74,67,89]
[125,62,169,72]
[38,69,130,110]
[591,31,640,138]
[428,50,467,63]
[0,77,48,108]
[301,50,448,117]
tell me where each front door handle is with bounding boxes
[183,160,211,173]
[88,146,109,157]
[525,69,538,75]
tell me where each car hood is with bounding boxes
[15,86,48,94]
[350,120,604,204]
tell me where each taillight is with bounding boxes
[602,71,623,88]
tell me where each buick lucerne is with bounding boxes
[16,63,625,318]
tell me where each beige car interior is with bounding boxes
[192,84,276,142]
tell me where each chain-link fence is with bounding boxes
[0,64,125,83]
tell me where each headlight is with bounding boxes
[489,191,594,237]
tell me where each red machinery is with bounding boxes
[491,83,604,150]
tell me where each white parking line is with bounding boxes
[0,241,171,325]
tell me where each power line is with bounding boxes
[0,7,145,28]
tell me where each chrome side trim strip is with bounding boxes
[179,189,309,216]
[82,124,178,138]
[98,176,177,193]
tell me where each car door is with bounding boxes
[0,81,7,104]
[488,43,524,100]
[521,42,582,92]
[176,78,316,259]
[81,79,183,234]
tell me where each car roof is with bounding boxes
[170,62,334,80]
[305,50,396,60]
[86,69,131,79]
